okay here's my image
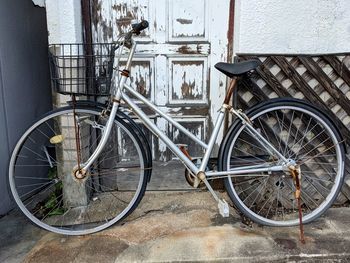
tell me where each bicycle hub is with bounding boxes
[73,168,87,180]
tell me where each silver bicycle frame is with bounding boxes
[81,41,137,170]
[81,40,288,178]
[120,87,287,177]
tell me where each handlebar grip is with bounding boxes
[132,20,149,35]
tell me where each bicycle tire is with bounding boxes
[8,105,148,235]
[219,99,345,226]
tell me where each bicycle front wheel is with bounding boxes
[9,106,147,235]
[220,99,345,226]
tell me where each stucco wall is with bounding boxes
[234,0,350,54]
[45,0,82,44]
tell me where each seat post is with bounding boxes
[223,77,238,105]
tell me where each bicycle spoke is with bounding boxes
[236,136,272,157]
[282,110,295,157]
[238,177,267,197]
[248,178,269,209]
[9,107,147,235]
[19,180,55,199]
[286,112,304,159]
[303,174,335,183]
[224,102,344,226]
[298,140,341,166]
[40,194,64,221]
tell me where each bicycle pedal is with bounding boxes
[218,199,230,218]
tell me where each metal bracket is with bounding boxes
[83,119,105,131]
[231,108,252,125]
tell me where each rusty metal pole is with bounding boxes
[227,0,235,64]
[81,0,93,46]
[224,0,236,134]
[81,0,94,95]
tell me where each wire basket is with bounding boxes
[49,43,118,96]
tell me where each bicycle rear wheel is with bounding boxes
[220,99,345,226]
[9,106,147,235]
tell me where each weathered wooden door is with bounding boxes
[91,0,231,160]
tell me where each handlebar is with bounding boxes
[122,20,149,48]
[132,20,149,35]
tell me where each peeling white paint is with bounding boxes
[171,61,205,102]
[234,0,350,54]
[125,58,154,101]
[171,117,206,158]
[48,0,230,160]
[92,0,152,42]
[208,0,230,152]
[156,118,168,161]
[169,0,208,41]
[137,43,210,56]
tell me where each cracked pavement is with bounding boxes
[1,191,350,263]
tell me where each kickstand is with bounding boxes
[291,166,305,244]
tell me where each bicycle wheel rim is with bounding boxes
[9,107,146,235]
[225,104,344,226]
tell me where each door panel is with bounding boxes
[169,57,208,104]
[121,58,154,102]
[91,0,230,160]
[92,0,154,41]
[168,0,208,41]
[171,117,206,159]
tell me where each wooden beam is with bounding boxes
[271,56,350,143]
[323,56,350,87]
[240,77,269,102]
[299,56,350,116]
[241,56,291,98]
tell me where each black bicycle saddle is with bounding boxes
[215,59,262,78]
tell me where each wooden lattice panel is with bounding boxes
[236,55,350,204]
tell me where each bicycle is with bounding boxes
[8,21,346,239]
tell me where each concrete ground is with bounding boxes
[1,161,350,262]
[2,191,350,262]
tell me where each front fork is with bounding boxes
[75,40,137,176]
[77,99,121,174]
[74,79,124,177]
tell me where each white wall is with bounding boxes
[44,0,82,44]
[234,0,350,54]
